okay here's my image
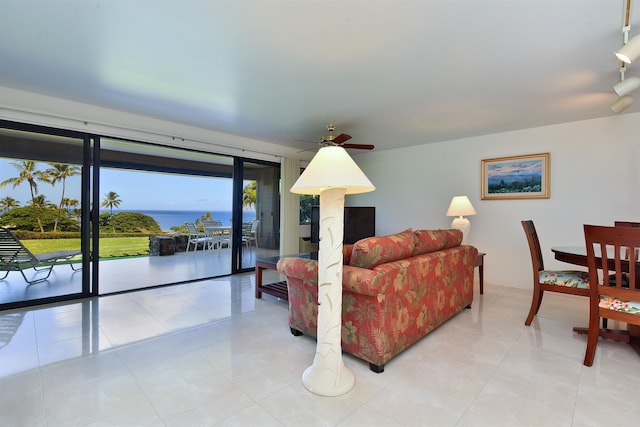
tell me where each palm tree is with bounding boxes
[66,198,80,219]
[32,194,51,208]
[243,181,256,208]
[0,160,49,232]
[46,163,81,232]
[101,191,121,214]
[0,196,20,212]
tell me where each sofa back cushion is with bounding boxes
[349,228,415,269]
[412,229,462,256]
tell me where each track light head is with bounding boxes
[616,34,640,63]
[614,76,640,96]
[610,95,634,113]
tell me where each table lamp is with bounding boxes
[446,195,476,244]
[290,145,375,396]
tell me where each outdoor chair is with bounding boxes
[242,220,259,250]
[184,222,208,252]
[0,227,81,284]
[521,220,590,326]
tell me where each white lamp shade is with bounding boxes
[616,34,640,64]
[611,95,634,113]
[291,146,375,195]
[446,196,477,217]
[614,77,640,96]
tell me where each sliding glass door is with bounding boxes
[0,121,281,308]
[237,159,280,272]
[0,124,90,309]
[97,138,236,294]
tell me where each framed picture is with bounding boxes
[481,153,550,200]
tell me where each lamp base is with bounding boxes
[302,363,355,396]
[301,186,355,397]
[451,216,471,244]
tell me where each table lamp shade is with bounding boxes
[291,146,375,195]
[446,196,477,217]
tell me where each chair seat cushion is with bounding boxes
[539,270,589,289]
[599,296,640,315]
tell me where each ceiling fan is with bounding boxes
[311,124,375,150]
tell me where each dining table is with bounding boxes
[552,246,640,357]
[203,224,232,250]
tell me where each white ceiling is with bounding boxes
[1,1,638,156]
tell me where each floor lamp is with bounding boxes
[290,146,375,396]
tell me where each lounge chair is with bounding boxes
[0,227,81,284]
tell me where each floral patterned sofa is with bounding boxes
[276,228,478,373]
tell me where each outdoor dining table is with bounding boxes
[552,246,640,357]
[204,225,232,250]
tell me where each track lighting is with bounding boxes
[616,34,640,64]
[611,3,637,114]
[611,95,634,112]
[613,76,640,96]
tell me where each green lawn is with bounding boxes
[22,237,151,258]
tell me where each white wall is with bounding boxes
[348,113,640,289]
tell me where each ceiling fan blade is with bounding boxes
[332,133,352,144]
[342,143,374,150]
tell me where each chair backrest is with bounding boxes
[0,228,37,265]
[521,220,544,272]
[584,224,640,308]
[242,222,253,235]
[614,221,640,228]
[185,222,198,234]
[614,221,640,260]
[251,220,259,233]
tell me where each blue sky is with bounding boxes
[0,159,236,211]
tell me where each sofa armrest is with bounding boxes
[341,265,387,297]
[276,257,318,285]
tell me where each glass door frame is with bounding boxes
[0,120,281,309]
[232,157,281,274]
[0,119,94,310]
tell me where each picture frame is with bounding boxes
[481,153,550,200]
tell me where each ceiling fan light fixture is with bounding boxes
[610,95,634,113]
[616,34,640,63]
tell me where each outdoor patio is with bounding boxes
[0,246,279,306]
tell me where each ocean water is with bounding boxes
[104,210,256,231]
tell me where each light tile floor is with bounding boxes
[1,275,639,426]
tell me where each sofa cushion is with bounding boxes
[349,228,415,269]
[413,229,462,256]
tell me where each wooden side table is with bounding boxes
[255,256,289,300]
[476,252,485,294]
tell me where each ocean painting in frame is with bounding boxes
[481,153,550,200]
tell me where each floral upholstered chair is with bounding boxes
[521,220,590,326]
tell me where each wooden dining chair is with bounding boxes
[521,220,590,326]
[583,224,640,366]
[610,221,640,287]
